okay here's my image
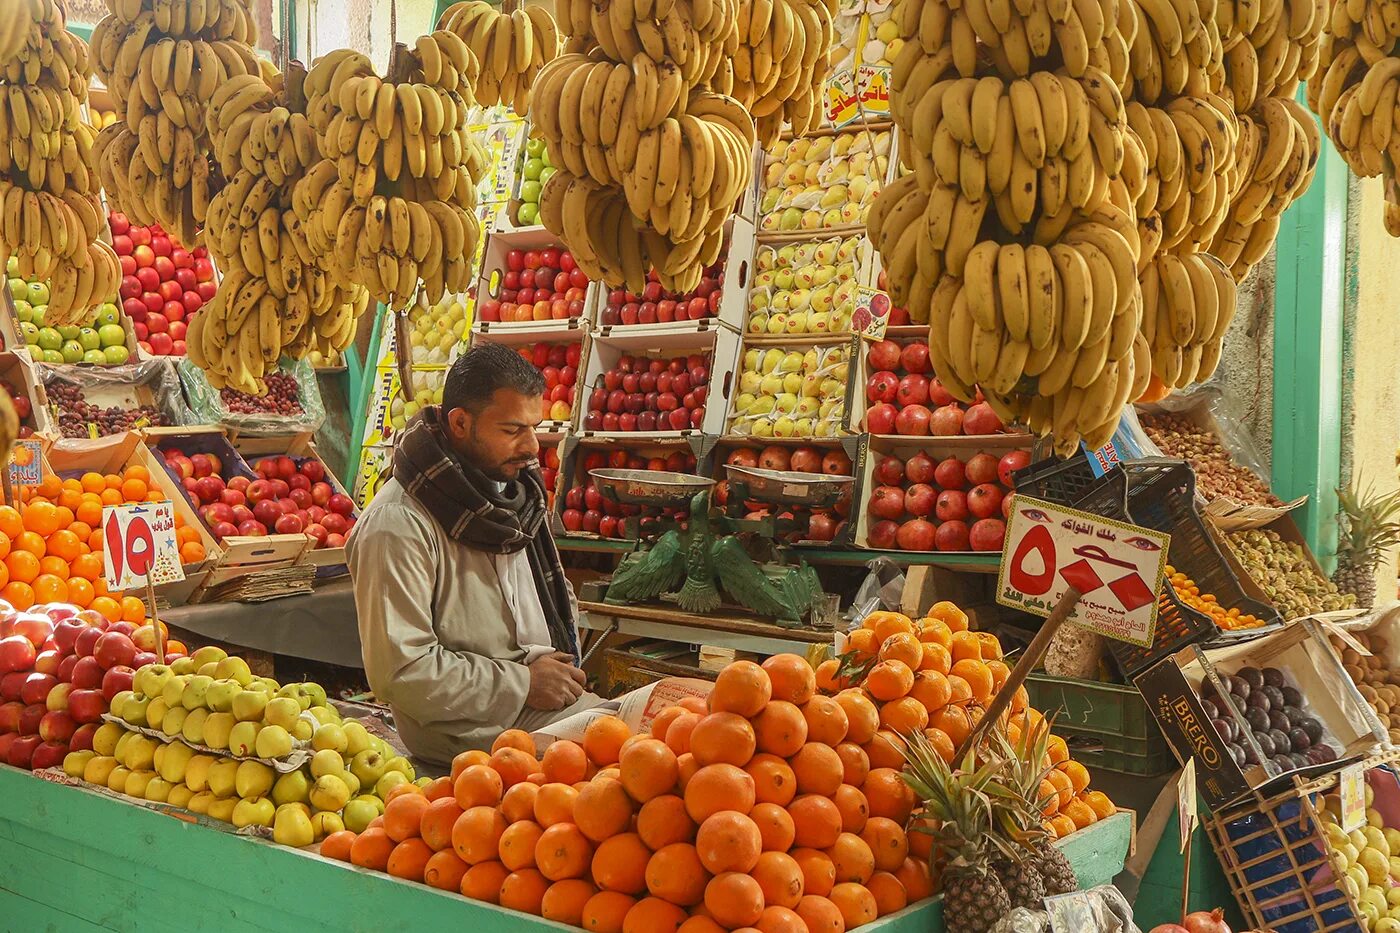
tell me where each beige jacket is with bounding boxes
[347,476,546,764]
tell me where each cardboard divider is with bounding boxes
[0,350,52,436]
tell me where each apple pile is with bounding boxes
[520,342,580,424]
[718,445,853,543]
[862,338,1007,436]
[111,213,215,357]
[476,246,590,324]
[865,448,1031,552]
[0,602,188,771]
[9,258,134,365]
[597,265,723,327]
[2,377,35,437]
[162,447,357,548]
[540,445,560,510]
[583,352,710,433]
[560,448,699,538]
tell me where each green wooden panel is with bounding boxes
[1272,94,1347,563]
[0,766,1132,931]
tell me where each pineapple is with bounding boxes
[992,856,1046,909]
[986,716,1081,898]
[1333,479,1400,608]
[902,733,1013,932]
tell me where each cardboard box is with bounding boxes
[0,350,51,436]
[472,225,602,336]
[726,339,854,439]
[468,330,590,436]
[1135,620,1386,809]
[40,359,184,438]
[710,435,858,547]
[742,233,875,341]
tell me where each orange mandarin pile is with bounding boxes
[1,464,205,617]
[1165,565,1265,631]
[814,603,1115,842]
[320,654,935,931]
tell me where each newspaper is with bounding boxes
[530,677,714,748]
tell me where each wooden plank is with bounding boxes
[578,601,831,643]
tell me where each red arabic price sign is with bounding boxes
[995,495,1169,646]
[102,501,185,591]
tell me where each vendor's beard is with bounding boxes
[454,431,536,483]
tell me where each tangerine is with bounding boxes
[877,632,923,670]
[708,660,772,717]
[750,802,796,852]
[542,878,598,924]
[762,654,817,704]
[751,850,804,908]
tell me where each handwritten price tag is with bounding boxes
[854,65,890,115]
[7,439,43,488]
[825,69,860,127]
[102,501,185,591]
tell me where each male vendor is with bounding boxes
[348,344,598,764]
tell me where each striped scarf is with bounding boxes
[393,407,579,660]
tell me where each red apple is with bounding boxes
[7,734,41,767]
[69,656,103,689]
[0,634,36,672]
[69,723,97,752]
[38,710,75,743]
[66,689,106,724]
[19,672,56,705]
[100,665,135,701]
[18,703,44,734]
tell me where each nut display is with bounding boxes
[47,382,167,438]
[1140,411,1282,506]
[1331,629,1400,746]
[1226,528,1355,619]
[1166,565,1266,631]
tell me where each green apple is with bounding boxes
[30,304,46,327]
[161,674,190,707]
[263,696,301,730]
[228,720,260,757]
[7,277,23,300]
[207,797,238,822]
[134,664,172,698]
[63,750,95,778]
[232,796,275,829]
[343,720,374,757]
[342,796,379,832]
[374,771,408,798]
[349,749,387,787]
[114,731,135,761]
[519,179,542,202]
[525,137,545,158]
[182,708,209,745]
[522,157,544,180]
[310,773,351,812]
[207,760,240,798]
[12,299,30,321]
[35,327,61,351]
[276,684,312,711]
[82,349,107,364]
[235,759,274,798]
[204,680,242,713]
[182,675,214,711]
[255,725,293,759]
[41,348,63,365]
[59,338,85,362]
[77,328,101,354]
[312,723,347,754]
[298,683,327,707]
[231,689,267,723]
[158,741,195,784]
[93,303,119,327]
[103,345,130,365]
[309,748,344,779]
[202,712,235,750]
[57,324,81,340]
[273,805,315,847]
[184,754,216,792]
[516,202,539,225]
[539,166,555,185]
[18,321,37,343]
[272,769,311,806]
[214,657,253,686]
[26,281,48,306]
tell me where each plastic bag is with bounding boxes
[178,356,326,435]
[991,886,1143,933]
[38,359,195,438]
[842,557,905,628]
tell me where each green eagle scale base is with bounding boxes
[603,489,824,627]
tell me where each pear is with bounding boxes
[310,773,351,812]
[189,646,228,669]
[310,811,344,839]
[106,765,132,792]
[232,796,275,829]
[382,756,415,780]
[312,724,347,754]
[83,755,118,786]
[207,797,238,822]
[207,760,240,798]
[235,760,274,798]
[202,712,236,750]
[161,675,190,708]
[310,749,344,779]
[343,721,374,757]
[342,796,379,832]
[375,771,409,798]
[158,741,195,784]
[184,708,213,744]
[204,680,242,713]
[144,777,173,802]
[167,784,195,809]
[124,770,156,798]
[272,770,311,806]
[255,725,293,759]
[184,754,216,792]
[187,791,215,815]
[213,657,253,686]
[63,750,95,777]
[342,770,361,796]
[292,719,314,742]
[231,690,268,724]
[228,721,261,757]
[263,697,302,730]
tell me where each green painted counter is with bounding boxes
[0,765,1132,932]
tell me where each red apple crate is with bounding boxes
[851,434,1033,555]
[0,349,52,436]
[42,430,216,607]
[471,225,602,339]
[578,324,741,439]
[842,331,1033,441]
[467,335,590,437]
[142,427,310,601]
[549,433,710,540]
[711,436,857,547]
[591,216,755,338]
[228,431,360,574]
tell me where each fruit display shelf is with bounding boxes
[0,349,51,437]
[755,123,896,236]
[465,341,585,437]
[728,341,854,440]
[41,364,186,439]
[714,439,857,546]
[4,261,140,367]
[471,229,599,343]
[0,764,1132,933]
[551,436,706,541]
[745,232,875,342]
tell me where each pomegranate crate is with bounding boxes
[549,434,709,541]
[143,427,310,597]
[852,434,1033,554]
[229,431,360,573]
[0,349,52,437]
[711,437,858,547]
[578,324,741,439]
[591,216,755,338]
[43,431,216,607]
[844,331,1031,440]
[471,226,601,341]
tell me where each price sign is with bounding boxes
[996,495,1170,646]
[102,501,184,591]
[7,439,43,488]
[824,69,861,127]
[851,287,891,341]
[1178,758,1197,852]
[854,64,890,115]
[1340,764,1366,833]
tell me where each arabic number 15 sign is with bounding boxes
[102,501,185,591]
[995,494,1170,646]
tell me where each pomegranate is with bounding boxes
[934,457,967,490]
[968,484,1005,519]
[966,453,1001,485]
[867,520,899,549]
[867,371,900,404]
[867,403,899,434]
[895,405,932,435]
[807,513,837,542]
[896,519,936,550]
[998,450,1032,488]
[904,484,937,517]
[759,446,791,471]
[822,451,853,476]
[895,374,930,407]
[935,520,971,551]
[962,402,1005,435]
[929,404,964,435]
[875,456,905,486]
[936,490,969,522]
[969,518,1007,551]
[728,449,759,468]
[867,340,903,371]
[905,452,936,484]
[868,486,906,521]
[790,447,823,473]
[928,378,956,406]
[1181,910,1232,933]
[900,343,931,374]
[1147,927,1190,933]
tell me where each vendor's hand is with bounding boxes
[526,652,586,711]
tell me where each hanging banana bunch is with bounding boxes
[0,2,122,327]
[437,0,562,115]
[0,0,58,65]
[714,0,837,146]
[90,0,268,246]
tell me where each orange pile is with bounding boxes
[1165,565,1264,631]
[0,464,204,615]
[815,604,1115,840]
[321,654,935,931]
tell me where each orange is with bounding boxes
[424,849,469,891]
[120,595,146,623]
[753,701,808,758]
[534,783,580,827]
[57,488,82,511]
[0,531,9,561]
[620,739,680,803]
[795,895,845,933]
[1,580,30,609]
[704,872,765,929]
[677,916,725,933]
[36,474,60,499]
[865,730,909,771]
[501,782,540,823]
[489,747,536,788]
[950,659,994,705]
[1059,759,1091,794]
[542,741,589,785]
[986,659,1012,691]
[863,769,916,824]
[1062,797,1098,830]
[1083,790,1116,820]
[492,728,537,756]
[745,753,797,807]
[100,488,122,506]
[180,541,207,563]
[124,464,150,485]
[750,802,795,853]
[864,660,914,702]
[830,882,878,928]
[452,805,508,865]
[827,832,875,884]
[32,574,67,604]
[541,879,598,925]
[695,810,761,874]
[75,499,101,526]
[583,716,632,766]
[637,795,696,850]
[791,848,836,898]
[460,859,510,902]
[755,906,807,933]
[649,707,686,742]
[833,783,869,834]
[835,690,880,745]
[1049,814,1077,838]
[623,897,688,933]
[499,868,549,914]
[6,549,39,583]
[455,764,504,808]
[877,632,923,670]
[46,529,80,562]
[1045,769,1075,808]
[866,871,908,916]
[750,851,804,908]
[387,837,434,881]
[104,474,121,489]
[383,792,431,842]
[644,845,715,911]
[591,833,650,894]
[420,798,465,851]
[120,478,147,502]
[349,827,395,871]
[762,654,817,705]
[800,696,849,746]
[22,501,59,536]
[835,743,870,786]
[575,777,636,842]
[1046,734,1069,766]
[38,556,69,579]
[976,632,1004,660]
[708,660,771,717]
[663,711,700,755]
[451,749,492,781]
[949,631,982,663]
[536,822,594,881]
[320,831,356,861]
[925,600,969,631]
[789,794,842,849]
[14,531,44,558]
[0,562,11,591]
[946,675,974,707]
[580,891,636,932]
[689,712,757,768]
[0,507,19,540]
[878,697,928,734]
[790,743,844,797]
[684,763,755,823]
[895,857,934,901]
[498,819,545,871]
[79,472,105,495]
[89,595,121,622]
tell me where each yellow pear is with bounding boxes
[310,811,344,839]
[189,646,228,669]
[161,706,187,736]
[214,656,253,686]
[235,760,274,798]
[292,719,314,742]
[273,805,316,847]
[272,770,311,806]
[207,759,240,798]
[160,676,189,708]
[145,696,170,729]
[207,797,238,822]
[122,735,157,772]
[310,749,344,779]
[342,721,373,756]
[232,796,275,829]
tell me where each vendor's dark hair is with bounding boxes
[443,343,545,413]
